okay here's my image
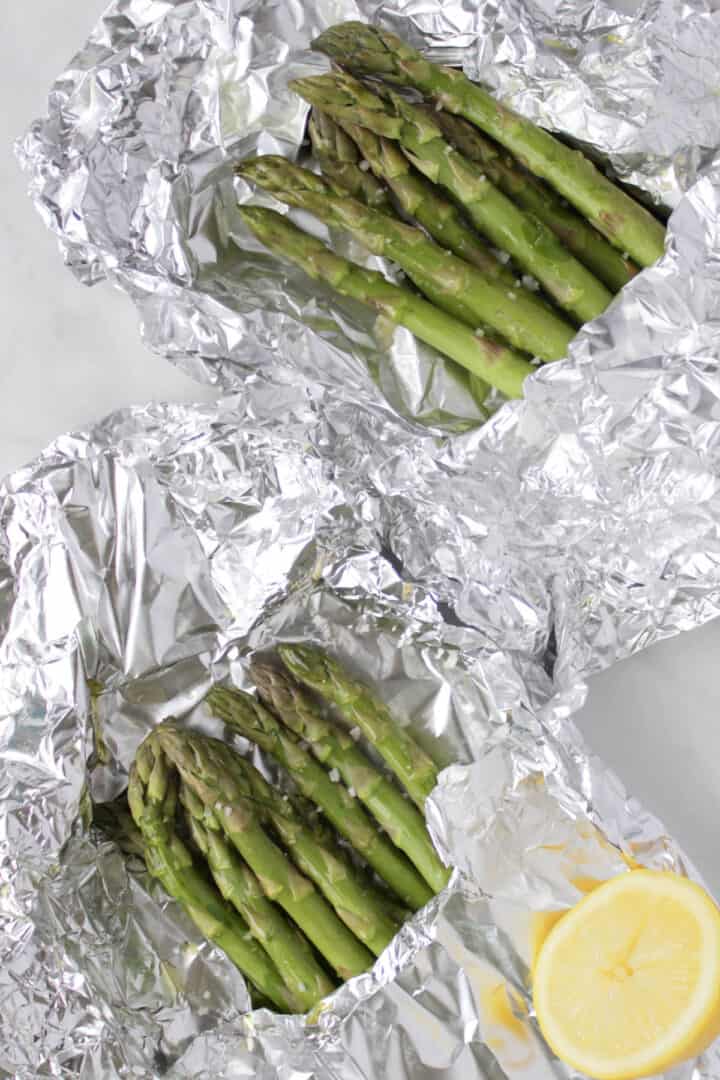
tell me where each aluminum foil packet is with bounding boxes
[8,0,720,1076]
[368,154,720,685]
[1,385,717,1079]
[16,0,720,681]
[16,0,720,430]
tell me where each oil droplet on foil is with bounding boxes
[481,980,534,1069]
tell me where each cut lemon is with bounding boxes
[533,870,720,1079]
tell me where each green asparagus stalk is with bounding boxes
[207,685,432,910]
[308,114,494,408]
[252,661,451,895]
[276,778,412,925]
[308,114,498,406]
[180,783,335,1011]
[308,109,392,212]
[310,22,666,267]
[431,108,637,292]
[128,735,298,1012]
[342,122,517,286]
[240,205,534,398]
[238,159,572,362]
[199,733,402,957]
[248,156,486,332]
[290,73,613,324]
[278,645,439,812]
[156,725,375,979]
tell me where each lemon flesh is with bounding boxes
[533,870,720,1079]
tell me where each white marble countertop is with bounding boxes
[3,1,719,897]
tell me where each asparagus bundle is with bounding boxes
[290,73,614,324]
[119,639,451,1015]
[430,109,638,292]
[240,206,535,398]
[308,109,392,212]
[251,660,451,895]
[238,156,575,361]
[128,735,300,1012]
[207,685,433,908]
[234,21,666,410]
[310,22,666,268]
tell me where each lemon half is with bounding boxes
[533,870,720,1079]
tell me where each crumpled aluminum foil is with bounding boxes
[1,388,717,1079]
[369,157,720,684]
[18,0,720,430]
[9,0,720,1075]
[16,0,720,678]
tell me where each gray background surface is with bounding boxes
[2,2,718,893]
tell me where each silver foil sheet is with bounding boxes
[370,157,720,684]
[8,0,720,1076]
[16,0,720,679]
[17,0,720,430]
[1,388,718,1079]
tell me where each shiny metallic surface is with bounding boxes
[18,1,720,427]
[8,0,720,1075]
[372,161,720,685]
[468,0,720,209]
[0,387,717,1077]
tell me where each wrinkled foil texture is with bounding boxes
[16,0,720,429]
[371,159,720,684]
[8,0,720,1075]
[1,387,718,1079]
[16,0,720,678]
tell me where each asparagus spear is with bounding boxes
[308,111,493,408]
[278,646,440,812]
[342,122,517,286]
[207,685,432,910]
[252,661,451,895]
[310,22,666,267]
[181,783,335,1010]
[274,778,413,925]
[308,109,392,212]
[99,793,275,1011]
[128,736,298,1012]
[290,73,613,324]
[156,725,375,979]
[239,159,573,362]
[240,205,535,398]
[246,156,487,332]
[431,108,637,292]
[199,734,402,957]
